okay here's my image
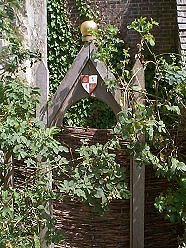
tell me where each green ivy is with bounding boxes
[47,0,129,127]
[115,18,186,241]
[63,98,117,128]
[75,0,99,19]
[47,0,82,94]
[47,0,99,94]
[0,2,132,246]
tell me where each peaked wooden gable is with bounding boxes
[47,43,121,127]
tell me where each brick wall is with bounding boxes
[118,0,178,55]
[176,0,186,54]
[67,0,179,56]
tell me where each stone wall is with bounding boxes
[21,0,48,119]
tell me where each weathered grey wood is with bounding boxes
[0,39,3,49]
[130,158,145,248]
[91,56,121,106]
[35,63,50,248]
[35,61,49,122]
[130,58,145,248]
[48,43,121,127]
[48,43,93,126]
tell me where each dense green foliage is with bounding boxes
[47,0,98,94]
[0,2,68,246]
[47,0,128,128]
[1,0,186,246]
[47,0,82,93]
[63,98,116,128]
[116,18,186,243]
[57,139,130,213]
[0,1,131,246]
[0,68,66,247]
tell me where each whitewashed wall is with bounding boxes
[21,0,49,119]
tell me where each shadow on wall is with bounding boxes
[96,0,178,55]
[119,0,178,55]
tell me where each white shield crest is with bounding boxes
[80,75,98,94]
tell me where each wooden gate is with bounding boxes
[48,43,179,248]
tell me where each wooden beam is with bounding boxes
[35,60,49,122]
[130,58,145,248]
[48,43,121,127]
[130,159,145,248]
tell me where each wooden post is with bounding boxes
[130,159,145,248]
[35,61,49,122]
[130,58,145,248]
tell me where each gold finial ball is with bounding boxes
[80,20,97,37]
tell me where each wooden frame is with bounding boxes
[130,58,145,248]
[48,42,146,248]
[47,43,121,126]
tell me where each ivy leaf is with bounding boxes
[149,38,155,46]
[171,158,186,172]
[34,233,40,248]
[164,105,181,115]
[94,188,107,204]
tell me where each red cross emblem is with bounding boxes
[80,75,98,94]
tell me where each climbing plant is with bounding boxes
[47,2,186,241]
[0,1,69,247]
[47,0,129,128]
[115,17,186,243]
[47,0,99,94]
[0,1,131,247]
[47,0,81,94]
[63,98,117,128]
